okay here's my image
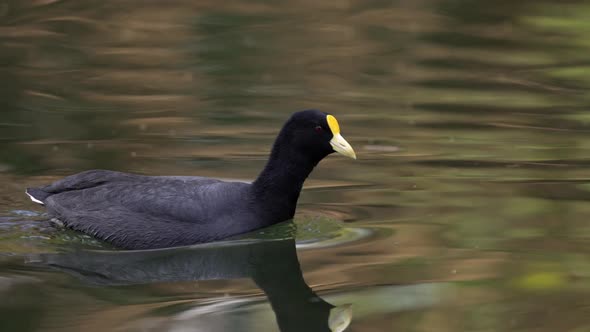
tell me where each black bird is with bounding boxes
[25,110,356,249]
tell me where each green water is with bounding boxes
[2,0,590,331]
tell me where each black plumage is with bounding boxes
[25,110,356,249]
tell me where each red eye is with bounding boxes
[315,125,323,133]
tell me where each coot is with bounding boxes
[26,110,356,249]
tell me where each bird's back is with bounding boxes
[28,170,260,249]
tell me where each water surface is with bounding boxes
[2,1,590,331]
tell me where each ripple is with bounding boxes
[296,227,373,249]
[10,210,40,217]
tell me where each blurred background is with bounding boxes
[2,0,590,331]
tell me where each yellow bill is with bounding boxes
[327,115,356,159]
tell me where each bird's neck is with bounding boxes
[252,145,318,215]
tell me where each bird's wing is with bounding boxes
[45,202,220,249]
[41,175,252,248]
[27,169,219,204]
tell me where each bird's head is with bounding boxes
[280,109,356,162]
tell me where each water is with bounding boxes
[2,0,590,331]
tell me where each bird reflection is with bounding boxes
[29,237,352,332]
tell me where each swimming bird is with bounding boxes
[25,110,356,250]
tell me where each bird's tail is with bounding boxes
[25,188,50,205]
